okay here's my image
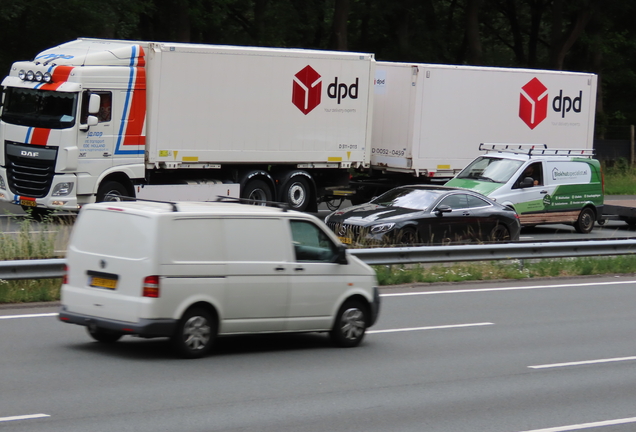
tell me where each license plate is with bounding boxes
[20,199,36,207]
[338,236,352,245]
[90,276,118,290]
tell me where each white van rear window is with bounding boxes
[71,209,152,259]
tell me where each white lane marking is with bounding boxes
[368,322,493,334]
[0,313,58,320]
[381,279,636,297]
[517,416,636,432]
[0,414,50,423]
[529,356,636,369]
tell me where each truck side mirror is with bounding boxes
[88,94,101,115]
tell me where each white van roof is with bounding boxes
[80,200,300,218]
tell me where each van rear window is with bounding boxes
[70,210,152,259]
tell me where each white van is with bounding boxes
[446,144,604,233]
[59,200,380,358]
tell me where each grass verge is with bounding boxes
[373,255,636,285]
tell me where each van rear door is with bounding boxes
[62,208,156,323]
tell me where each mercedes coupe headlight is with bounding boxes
[370,223,396,234]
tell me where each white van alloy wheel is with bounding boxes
[340,307,365,340]
[183,315,211,351]
[331,300,367,347]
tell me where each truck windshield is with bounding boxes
[1,87,78,129]
[455,156,524,183]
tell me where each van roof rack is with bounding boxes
[479,143,594,157]
[214,195,289,211]
[104,194,180,212]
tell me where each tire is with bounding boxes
[171,308,217,359]
[489,224,511,242]
[87,327,122,343]
[396,227,418,245]
[97,180,129,202]
[330,300,368,348]
[281,176,311,211]
[241,179,273,206]
[574,207,595,234]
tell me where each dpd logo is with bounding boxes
[292,65,322,115]
[519,78,548,130]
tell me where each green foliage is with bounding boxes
[603,159,636,194]
[374,256,636,286]
[0,279,61,303]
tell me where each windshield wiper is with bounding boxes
[477,176,496,182]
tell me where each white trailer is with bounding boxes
[0,38,375,214]
[352,62,598,202]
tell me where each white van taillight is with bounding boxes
[63,264,68,285]
[142,276,160,298]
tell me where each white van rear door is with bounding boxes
[62,209,155,323]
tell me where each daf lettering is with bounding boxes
[552,90,582,118]
[327,77,359,104]
[21,150,39,158]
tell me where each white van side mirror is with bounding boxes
[519,177,535,188]
[334,244,348,265]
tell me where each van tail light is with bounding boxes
[62,264,68,285]
[142,276,160,298]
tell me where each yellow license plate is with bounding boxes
[338,236,352,245]
[20,199,36,207]
[90,276,118,290]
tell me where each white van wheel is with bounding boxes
[171,308,217,359]
[574,208,595,234]
[330,300,368,348]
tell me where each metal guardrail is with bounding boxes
[1,239,636,280]
[349,239,636,265]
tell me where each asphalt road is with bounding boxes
[2,276,636,431]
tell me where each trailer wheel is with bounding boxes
[97,181,129,202]
[281,177,310,211]
[241,179,272,205]
[574,207,595,234]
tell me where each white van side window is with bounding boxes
[290,220,337,262]
[515,162,543,188]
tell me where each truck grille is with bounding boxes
[5,142,57,198]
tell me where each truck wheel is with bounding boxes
[281,177,310,211]
[330,300,368,348]
[97,181,129,202]
[574,207,595,234]
[489,225,510,242]
[171,307,217,359]
[87,327,122,343]
[241,179,272,205]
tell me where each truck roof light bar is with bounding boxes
[18,70,52,83]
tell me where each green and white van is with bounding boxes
[445,144,604,233]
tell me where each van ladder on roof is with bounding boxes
[479,143,594,157]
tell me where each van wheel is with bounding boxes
[489,225,511,242]
[97,181,129,202]
[87,327,122,343]
[171,308,217,359]
[330,300,368,348]
[574,207,595,234]
[241,179,272,205]
[281,176,310,211]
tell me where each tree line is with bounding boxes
[1,0,634,136]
